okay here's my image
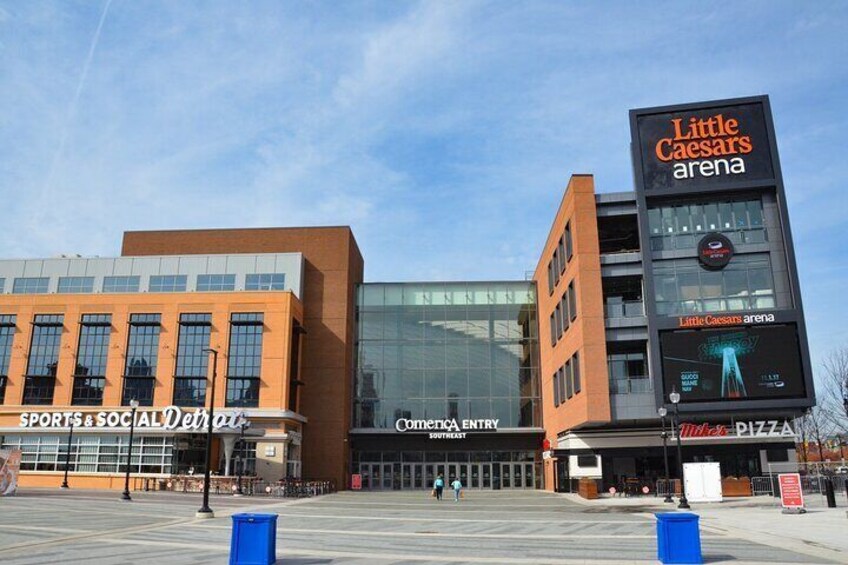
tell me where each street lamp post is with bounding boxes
[658,407,673,503]
[121,399,139,501]
[237,411,246,496]
[61,419,75,489]
[669,387,690,509]
[197,348,219,518]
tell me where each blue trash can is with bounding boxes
[655,512,702,564]
[230,513,278,565]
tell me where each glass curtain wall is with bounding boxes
[353,282,541,429]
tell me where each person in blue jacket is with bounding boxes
[433,474,445,500]
[451,477,463,502]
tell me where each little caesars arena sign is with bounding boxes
[19,406,248,431]
[395,418,499,439]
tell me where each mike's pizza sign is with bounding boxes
[633,99,775,191]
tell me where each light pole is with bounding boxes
[61,419,75,489]
[236,410,246,496]
[121,399,139,501]
[669,387,690,509]
[197,348,218,518]
[658,407,673,503]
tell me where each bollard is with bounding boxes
[824,477,837,508]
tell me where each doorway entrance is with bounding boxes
[385,462,532,490]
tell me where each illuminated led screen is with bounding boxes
[660,324,806,403]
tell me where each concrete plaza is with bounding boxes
[0,489,845,564]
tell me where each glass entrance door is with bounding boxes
[481,463,492,488]
[403,464,425,489]
[499,462,534,489]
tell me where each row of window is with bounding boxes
[0,434,258,476]
[547,221,573,294]
[648,199,767,251]
[0,312,265,408]
[653,254,776,315]
[0,273,286,295]
[552,352,581,407]
[548,281,577,347]
[354,397,540,429]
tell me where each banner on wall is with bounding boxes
[0,448,22,496]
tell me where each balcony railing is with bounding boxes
[610,377,653,394]
[604,301,645,319]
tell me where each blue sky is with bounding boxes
[1,1,847,369]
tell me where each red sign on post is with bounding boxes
[351,474,362,490]
[778,473,804,510]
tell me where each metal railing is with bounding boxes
[655,479,681,498]
[604,301,644,319]
[610,378,653,394]
[751,476,774,496]
[260,478,335,498]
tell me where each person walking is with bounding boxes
[451,477,462,502]
[433,474,445,500]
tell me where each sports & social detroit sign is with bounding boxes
[635,101,774,191]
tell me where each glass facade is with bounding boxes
[226,313,264,407]
[103,276,140,293]
[123,314,160,406]
[13,277,49,294]
[353,282,541,429]
[648,198,766,251]
[2,434,173,474]
[653,254,776,315]
[23,314,64,405]
[149,275,187,292]
[245,273,286,291]
[58,276,95,293]
[197,274,236,292]
[173,313,211,406]
[0,315,14,404]
[72,314,112,406]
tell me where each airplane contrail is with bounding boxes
[40,0,113,196]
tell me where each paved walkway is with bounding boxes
[0,488,844,564]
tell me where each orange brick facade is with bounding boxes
[121,227,364,489]
[533,175,611,491]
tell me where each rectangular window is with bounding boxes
[568,281,577,321]
[549,312,556,347]
[72,314,111,406]
[558,364,566,404]
[173,313,211,406]
[288,324,303,412]
[565,222,573,261]
[58,277,94,294]
[245,273,285,291]
[1,434,174,474]
[565,359,573,399]
[13,277,49,294]
[23,314,63,405]
[547,261,555,295]
[123,313,161,406]
[560,293,569,333]
[226,313,263,408]
[554,304,562,339]
[558,237,566,274]
[553,369,560,407]
[577,455,596,468]
[0,315,15,404]
[572,352,581,394]
[197,274,236,292]
[149,275,187,292]
[103,276,140,293]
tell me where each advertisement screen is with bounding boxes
[660,324,805,403]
